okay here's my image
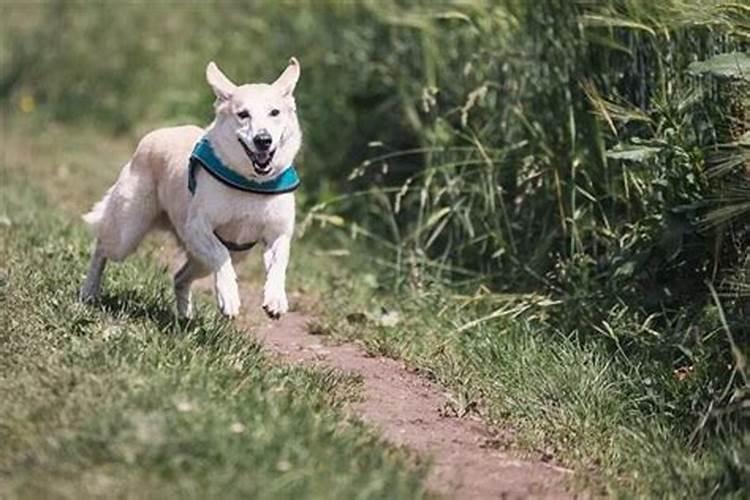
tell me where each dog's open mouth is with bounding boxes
[238,138,275,175]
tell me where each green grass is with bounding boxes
[0,146,429,499]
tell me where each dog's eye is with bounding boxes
[237,110,250,120]
[269,109,280,117]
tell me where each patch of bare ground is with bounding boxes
[162,246,579,499]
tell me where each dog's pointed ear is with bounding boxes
[272,57,300,96]
[206,61,237,101]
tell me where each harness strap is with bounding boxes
[188,156,200,194]
[188,138,300,195]
[214,231,256,252]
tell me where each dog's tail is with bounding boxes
[82,187,113,231]
[82,171,121,232]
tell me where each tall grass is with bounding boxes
[314,0,750,492]
[354,1,749,493]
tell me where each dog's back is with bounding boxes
[134,125,204,180]
[82,125,203,258]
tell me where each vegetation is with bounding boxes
[2,0,749,497]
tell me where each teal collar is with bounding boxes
[188,137,300,195]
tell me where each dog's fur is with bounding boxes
[80,58,302,319]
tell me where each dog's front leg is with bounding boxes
[183,216,241,318]
[262,234,291,319]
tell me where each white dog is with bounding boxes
[80,58,302,319]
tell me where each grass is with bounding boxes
[0,120,429,500]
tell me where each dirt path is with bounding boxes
[235,286,577,499]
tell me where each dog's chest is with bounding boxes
[211,192,295,247]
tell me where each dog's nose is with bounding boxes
[253,131,273,151]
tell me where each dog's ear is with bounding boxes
[272,57,300,97]
[206,61,237,101]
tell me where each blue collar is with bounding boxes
[188,137,300,195]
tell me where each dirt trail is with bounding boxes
[235,286,577,500]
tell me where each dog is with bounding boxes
[79,58,302,320]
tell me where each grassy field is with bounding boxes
[2,0,749,497]
[3,115,744,498]
[0,120,429,500]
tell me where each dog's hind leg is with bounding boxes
[80,158,161,301]
[79,244,107,302]
[174,256,210,319]
[89,157,163,259]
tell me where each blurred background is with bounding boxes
[1,0,749,494]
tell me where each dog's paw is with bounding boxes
[78,285,99,303]
[262,289,288,320]
[217,286,241,318]
[215,275,241,318]
[175,287,193,320]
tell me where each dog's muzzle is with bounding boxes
[238,137,275,175]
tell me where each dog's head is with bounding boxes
[204,58,302,179]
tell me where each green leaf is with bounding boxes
[581,14,656,36]
[605,145,662,162]
[687,52,750,81]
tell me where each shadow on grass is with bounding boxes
[99,290,179,330]
[84,276,261,349]
[93,288,257,353]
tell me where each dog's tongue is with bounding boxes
[255,151,271,164]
